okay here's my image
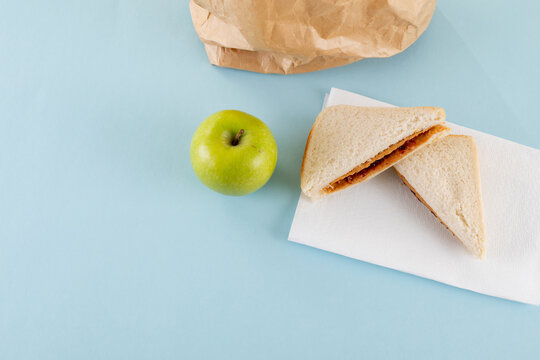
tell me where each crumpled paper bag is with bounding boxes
[190,0,437,74]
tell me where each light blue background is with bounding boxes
[1,1,539,359]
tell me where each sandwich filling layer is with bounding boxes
[322,125,449,194]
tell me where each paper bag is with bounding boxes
[190,0,437,74]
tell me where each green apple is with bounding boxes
[190,110,277,196]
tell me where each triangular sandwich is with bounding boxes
[301,105,449,200]
[394,135,486,258]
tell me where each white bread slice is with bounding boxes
[301,105,449,200]
[394,135,486,258]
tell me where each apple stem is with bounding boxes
[232,129,245,146]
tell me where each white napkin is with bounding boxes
[289,88,540,305]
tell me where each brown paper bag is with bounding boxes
[190,0,436,74]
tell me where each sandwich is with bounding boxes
[301,105,449,200]
[394,135,486,258]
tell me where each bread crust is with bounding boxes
[300,122,315,186]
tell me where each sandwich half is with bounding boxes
[394,135,486,258]
[301,105,449,200]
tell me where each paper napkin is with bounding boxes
[289,88,540,305]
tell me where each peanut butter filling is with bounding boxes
[322,125,449,194]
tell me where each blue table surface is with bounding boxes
[2,1,540,359]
